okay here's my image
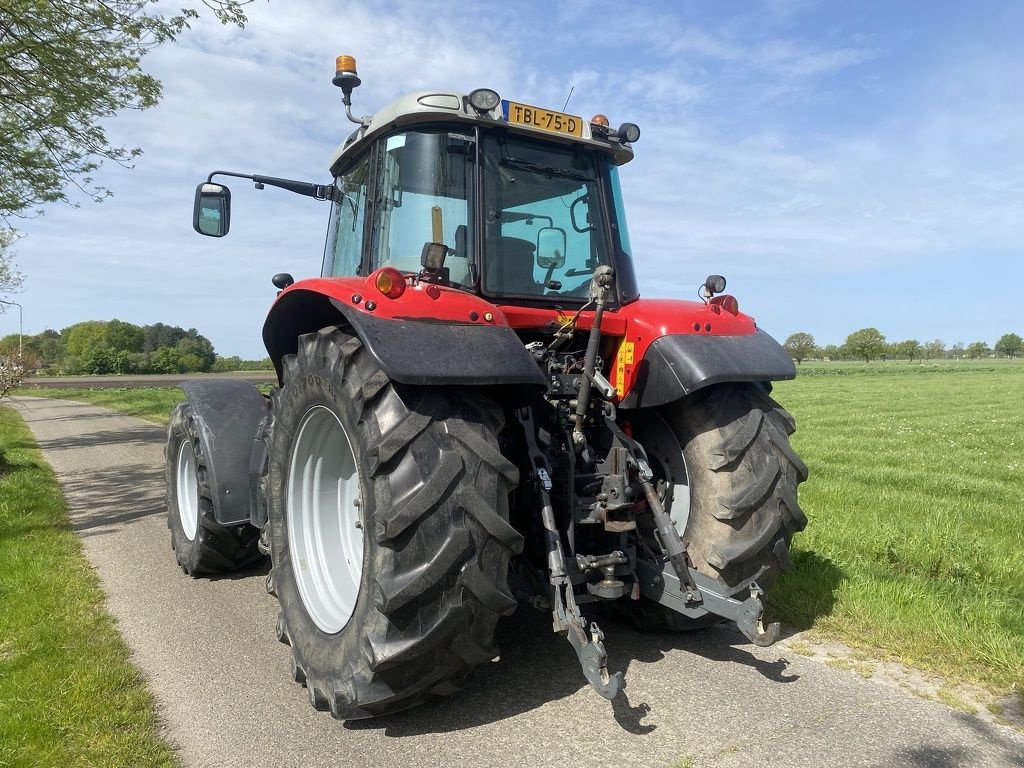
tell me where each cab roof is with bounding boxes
[328,90,635,174]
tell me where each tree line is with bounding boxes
[1,320,271,375]
[783,329,1024,363]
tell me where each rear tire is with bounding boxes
[263,327,523,719]
[164,402,263,575]
[628,382,808,630]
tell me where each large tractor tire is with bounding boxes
[262,327,523,719]
[629,382,807,631]
[165,402,263,575]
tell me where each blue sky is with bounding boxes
[3,0,1022,357]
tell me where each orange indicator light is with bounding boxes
[374,267,406,299]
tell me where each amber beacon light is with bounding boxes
[333,55,361,89]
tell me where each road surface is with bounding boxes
[10,396,1024,768]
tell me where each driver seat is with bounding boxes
[486,236,539,295]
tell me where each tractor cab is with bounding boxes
[195,56,642,306]
[322,114,640,307]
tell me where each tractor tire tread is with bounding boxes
[681,382,807,594]
[265,327,522,719]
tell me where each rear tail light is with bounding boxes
[710,294,739,315]
[373,268,406,299]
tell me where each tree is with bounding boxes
[61,320,108,360]
[783,332,816,364]
[924,339,946,360]
[844,328,886,363]
[892,339,921,362]
[820,344,841,360]
[104,319,145,353]
[143,322,187,352]
[176,334,215,371]
[950,341,965,359]
[149,346,182,373]
[0,1,252,226]
[0,346,39,400]
[966,341,991,359]
[0,229,22,299]
[82,345,130,374]
[995,333,1024,359]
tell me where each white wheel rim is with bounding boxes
[175,440,200,541]
[634,413,691,532]
[287,405,364,634]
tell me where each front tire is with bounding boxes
[630,382,808,629]
[263,327,523,719]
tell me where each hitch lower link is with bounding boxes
[517,408,624,700]
[540,465,624,700]
[635,455,780,647]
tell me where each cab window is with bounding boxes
[370,130,474,287]
[323,152,370,277]
[481,134,611,300]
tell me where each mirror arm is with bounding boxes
[207,170,332,201]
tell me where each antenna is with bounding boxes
[562,84,575,112]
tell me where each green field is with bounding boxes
[0,407,177,768]
[772,361,1024,695]
[13,361,1024,700]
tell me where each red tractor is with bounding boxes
[166,56,807,719]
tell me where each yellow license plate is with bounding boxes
[502,100,584,138]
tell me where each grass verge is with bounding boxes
[12,387,188,425]
[0,406,177,768]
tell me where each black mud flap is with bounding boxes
[261,289,548,394]
[179,380,269,526]
[620,329,796,409]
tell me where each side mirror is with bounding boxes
[193,182,231,237]
[536,227,567,270]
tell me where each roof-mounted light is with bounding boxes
[332,55,361,91]
[617,122,641,143]
[591,114,610,127]
[332,54,366,126]
[468,88,501,112]
[704,274,727,296]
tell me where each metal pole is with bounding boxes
[0,299,21,354]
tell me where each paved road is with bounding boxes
[11,396,1024,768]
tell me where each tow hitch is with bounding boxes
[517,406,624,700]
[620,421,782,647]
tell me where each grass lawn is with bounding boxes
[13,361,1024,699]
[771,361,1024,695]
[0,407,177,768]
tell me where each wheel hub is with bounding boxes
[175,439,200,541]
[287,405,364,634]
